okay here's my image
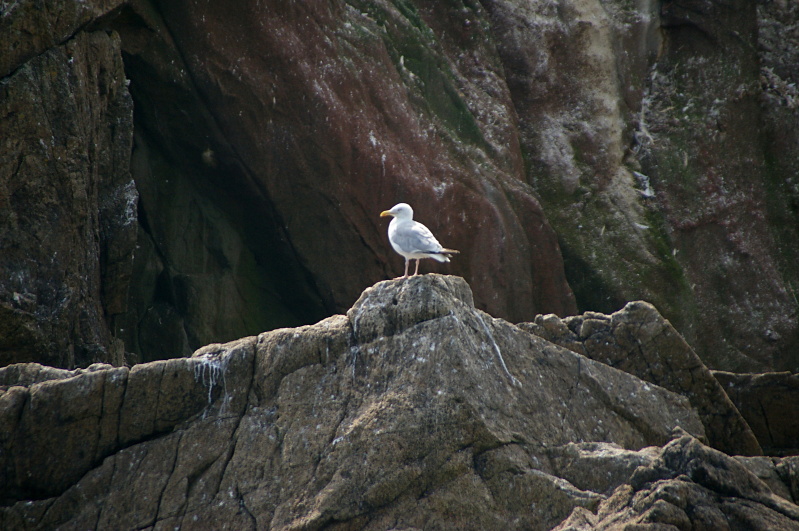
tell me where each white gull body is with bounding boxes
[379,203,459,278]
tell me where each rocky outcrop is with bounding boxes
[736,454,799,506]
[555,434,799,530]
[521,304,762,456]
[2,276,798,530]
[1,275,716,529]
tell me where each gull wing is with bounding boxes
[392,221,444,254]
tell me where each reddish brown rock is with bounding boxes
[110,0,577,363]
[109,0,798,370]
[2,0,798,375]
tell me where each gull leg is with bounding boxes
[413,259,420,276]
[393,260,410,280]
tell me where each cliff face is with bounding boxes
[484,0,799,372]
[1,0,797,370]
[3,276,798,529]
[1,18,135,368]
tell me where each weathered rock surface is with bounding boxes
[758,1,799,364]
[521,303,762,456]
[482,0,673,316]
[0,27,136,368]
[485,0,799,372]
[0,0,125,78]
[555,435,799,530]
[714,371,799,456]
[736,454,799,506]
[1,276,714,529]
[630,0,799,372]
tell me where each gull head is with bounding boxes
[380,203,414,220]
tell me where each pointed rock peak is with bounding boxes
[347,274,475,343]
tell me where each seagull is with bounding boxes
[379,203,459,278]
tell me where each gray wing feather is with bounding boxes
[393,222,443,253]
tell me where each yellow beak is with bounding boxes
[380,210,392,217]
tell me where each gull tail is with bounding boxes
[430,248,459,263]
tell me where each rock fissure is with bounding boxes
[153,431,183,525]
[26,496,57,530]
[89,372,106,473]
[759,399,776,449]
[111,369,128,454]
[237,486,258,529]
[559,354,584,441]
[474,312,522,388]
